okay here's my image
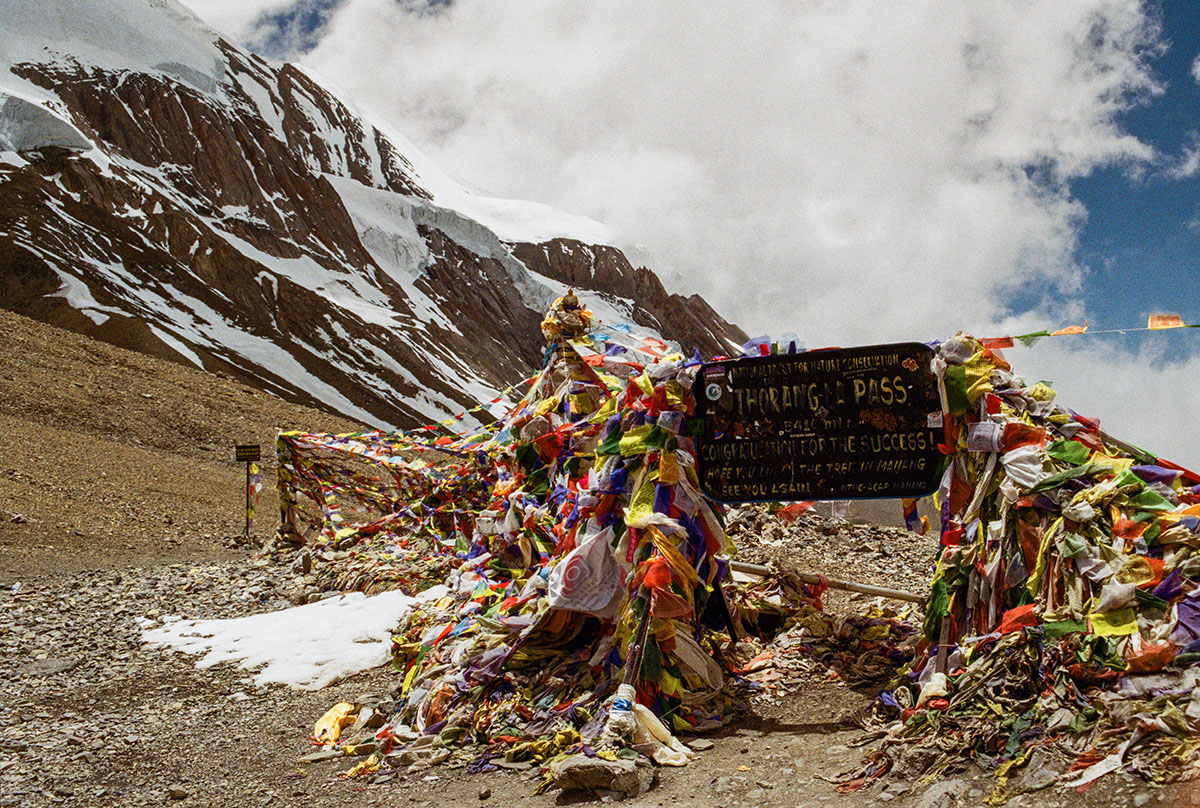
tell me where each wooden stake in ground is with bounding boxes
[234,444,261,537]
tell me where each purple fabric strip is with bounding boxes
[1153,570,1184,602]
[1132,465,1182,486]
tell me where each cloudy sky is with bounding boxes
[182,0,1200,466]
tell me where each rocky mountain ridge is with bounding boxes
[0,0,745,429]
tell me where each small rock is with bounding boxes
[384,746,450,772]
[491,759,531,771]
[166,784,190,800]
[1013,745,1065,794]
[477,787,491,800]
[548,754,656,798]
[686,738,714,752]
[914,778,969,808]
[292,550,312,575]
[16,657,79,677]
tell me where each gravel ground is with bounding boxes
[3,533,1193,808]
[2,310,1198,807]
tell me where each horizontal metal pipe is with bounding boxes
[728,559,926,605]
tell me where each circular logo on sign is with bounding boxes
[705,382,723,401]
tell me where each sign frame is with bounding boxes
[692,342,945,503]
[235,444,261,462]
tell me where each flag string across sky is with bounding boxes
[999,313,1197,347]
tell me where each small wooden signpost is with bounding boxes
[235,444,261,537]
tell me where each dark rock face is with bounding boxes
[1,29,744,428]
[510,240,743,359]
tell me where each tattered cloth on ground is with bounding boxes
[276,293,829,783]
[843,334,1200,799]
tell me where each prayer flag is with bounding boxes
[1148,313,1183,329]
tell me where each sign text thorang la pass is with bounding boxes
[693,342,944,502]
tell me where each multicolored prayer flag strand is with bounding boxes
[403,373,540,438]
[247,461,262,527]
[1003,313,1199,347]
[733,315,1196,362]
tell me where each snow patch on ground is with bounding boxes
[142,586,448,690]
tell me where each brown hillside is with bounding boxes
[0,308,363,582]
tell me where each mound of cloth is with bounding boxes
[278,293,830,779]
[279,315,1200,795]
[843,334,1200,800]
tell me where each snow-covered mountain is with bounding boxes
[0,0,744,428]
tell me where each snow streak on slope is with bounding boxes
[322,174,459,333]
[290,64,615,246]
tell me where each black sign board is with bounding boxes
[694,342,944,502]
[235,444,261,462]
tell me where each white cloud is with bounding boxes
[181,0,298,45]
[1008,337,1200,470]
[181,0,1200,468]
[271,0,1158,345]
[1168,139,1200,179]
